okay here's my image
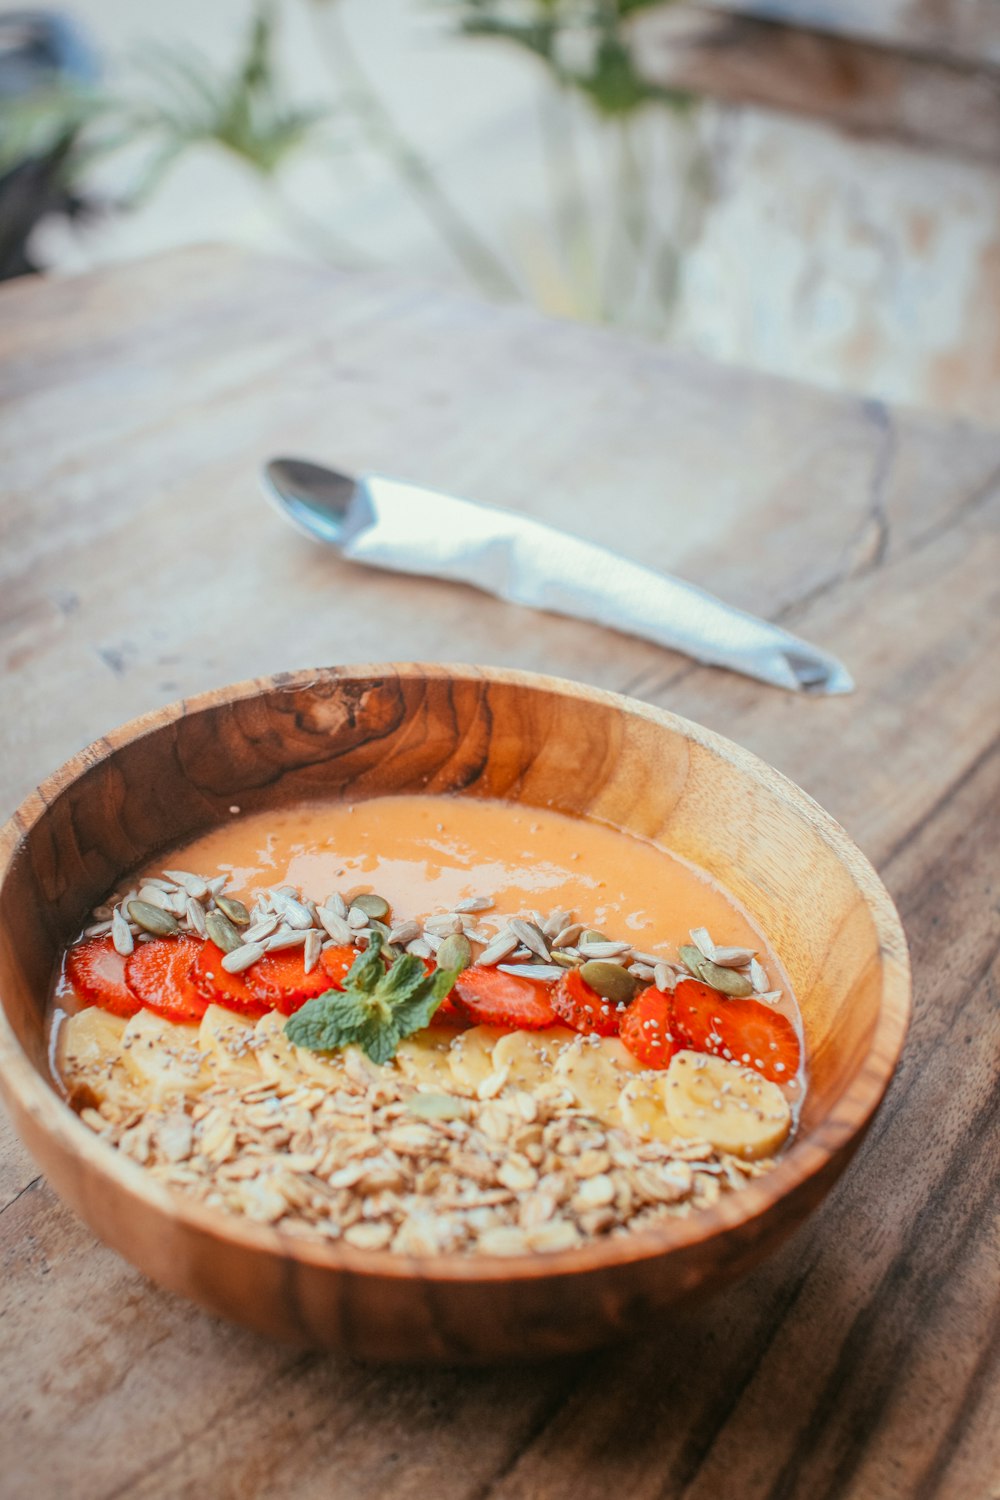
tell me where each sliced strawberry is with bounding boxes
[65,936,141,1018]
[452,965,557,1030]
[619,986,679,1069]
[319,944,360,990]
[249,949,337,1016]
[550,968,623,1037]
[672,978,801,1084]
[125,936,207,1023]
[191,941,268,1017]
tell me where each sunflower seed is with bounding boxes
[206,875,229,897]
[347,905,369,931]
[136,885,172,910]
[303,930,322,974]
[215,894,250,927]
[205,910,242,952]
[581,929,606,944]
[111,906,134,955]
[317,907,352,944]
[654,962,676,992]
[577,940,630,959]
[690,927,718,962]
[750,957,770,992]
[497,963,564,980]
[549,949,583,969]
[756,990,783,1005]
[324,892,348,919]
[437,933,472,971]
[244,915,279,944]
[628,949,667,967]
[477,929,518,966]
[628,962,656,982]
[265,928,307,952]
[162,869,209,900]
[274,894,313,930]
[185,897,208,938]
[462,924,494,944]
[91,904,114,921]
[424,914,463,937]
[406,938,433,959]
[127,900,179,937]
[352,892,390,921]
[421,931,442,953]
[552,922,584,948]
[542,908,573,939]
[453,896,493,914]
[710,945,757,968]
[221,941,265,974]
[84,920,114,938]
[509,918,550,960]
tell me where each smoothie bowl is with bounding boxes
[0,665,910,1360]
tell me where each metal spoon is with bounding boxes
[261,456,853,694]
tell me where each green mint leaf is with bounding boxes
[285,988,372,1051]
[392,966,461,1036]
[375,951,431,1005]
[342,930,384,992]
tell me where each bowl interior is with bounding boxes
[0,665,907,1196]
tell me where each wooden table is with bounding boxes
[2,246,998,1500]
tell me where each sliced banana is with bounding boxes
[448,1025,506,1094]
[120,1009,209,1098]
[491,1027,577,1091]
[254,1010,303,1088]
[198,1004,260,1085]
[664,1049,791,1160]
[56,1007,135,1106]
[555,1035,645,1126]
[294,1040,356,1090]
[395,1026,465,1090]
[618,1073,678,1144]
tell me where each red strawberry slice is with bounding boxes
[319,944,359,990]
[672,978,801,1084]
[65,936,141,1018]
[191,941,268,1018]
[452,965,557,1030]
[248,949,338,1015]
[619,986,679,1069]
[125,936,207,1023]
[551,968,623,1037]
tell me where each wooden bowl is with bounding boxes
[0,665,910,1361]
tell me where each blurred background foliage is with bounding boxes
[0,0,703,328]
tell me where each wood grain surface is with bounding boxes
[1,247,999,1495]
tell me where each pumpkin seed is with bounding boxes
[353,892,390,920]
[205,909,242,953]
[578,960,641,1004]
[215,893,250,927]
[127,899,180,937]
[679,944,707,978]
[436,933,472,971]
[697,958,754,997]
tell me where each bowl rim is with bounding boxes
[0,662,912,1284]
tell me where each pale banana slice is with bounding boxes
[491,1027,577,1092]
[395,1026,465,1090]
[254,1010,302,1088]
[294,1040,356,1090]
[448,1025,506,1094]
[619,1073,678,1144]
[198,1004,260,1085]
[555,1036,645,1127]
[56,1007,136,1107]
[120,1009,209,1098]
[664,1049,791,1160]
